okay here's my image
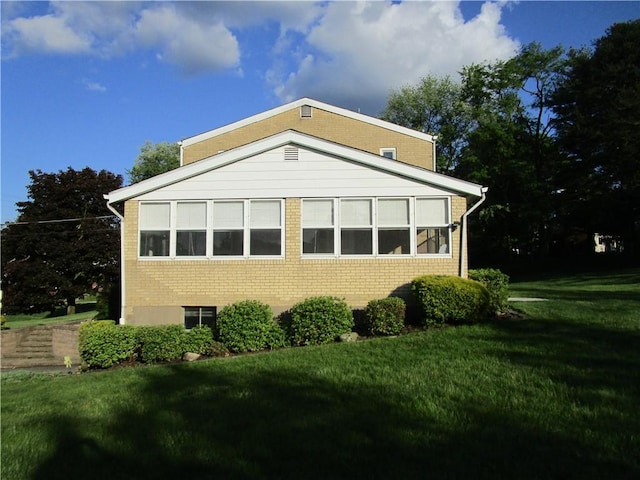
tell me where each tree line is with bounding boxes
[1,20,637,314]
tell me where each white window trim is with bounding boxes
[138,199,285,260]
[380,147,397,160]
[300,196,452,258]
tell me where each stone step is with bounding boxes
[1,356,65,369]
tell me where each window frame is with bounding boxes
[138,199,285,260]
[380,147,397,160]
[184,306,216,330]
[300,196,452,258]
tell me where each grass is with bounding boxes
[3,300,98,330]
[2,270,639,479]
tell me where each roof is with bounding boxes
[179,97,435,148]
[106,130,485,204]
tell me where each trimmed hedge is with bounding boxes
[216,300,283,353]
[288,296,354,346]
[469,268,510,315]
[80,322,215,368]
[136,325,188,363]
[79,320,137,369]
[411,275,490,326]
[364,297,405,336]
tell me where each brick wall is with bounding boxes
[182,107,434,170]
[123,196,466,325]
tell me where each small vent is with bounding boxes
[300,105,312,118]
[284,146,299,161]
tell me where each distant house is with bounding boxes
[105,98,487,326]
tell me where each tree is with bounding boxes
[126,141,180,184]
[1,168,123,314]
[380,75,473,174]
[552,20,640,255]
[457,43,566,263]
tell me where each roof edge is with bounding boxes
[180,97,434,148]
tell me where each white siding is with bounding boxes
[137,146,451,201]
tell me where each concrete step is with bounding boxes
[1,356,63,368]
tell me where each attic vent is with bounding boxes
[300,105,312,118]
[284,146,299,161]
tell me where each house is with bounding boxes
[105,98,487,326]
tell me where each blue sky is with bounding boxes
[2,1,638,224]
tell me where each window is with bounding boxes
[213,201,244,256]
[416,198,450,254]
[300,105,312,118]
[301,197,452,257]
[380,148,396,160]
[139,203,170,256]
[250,200,282,255]
[176,202,207,256]
[340,199,373,255]
[377,199,410,254]
[184,306,216,329]
[139,199,283,259]
[302,199,334,254]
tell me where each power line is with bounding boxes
[2,215,118,227]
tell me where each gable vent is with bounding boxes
[284,146,299,161]
[300,105,313,118]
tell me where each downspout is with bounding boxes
[431,135,438,172]
[459,186,488,278]
[105,196,126,324]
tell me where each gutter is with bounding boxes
[104,195,126,324]
[459,186,488,278]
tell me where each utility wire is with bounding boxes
[2,215,117,227]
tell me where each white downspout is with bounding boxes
[105,196,126,324]
[459,187,488,278]
[431,135,438,172]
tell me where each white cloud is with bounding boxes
[4,13,91,55]
[135,5,239,74]
[269,1,520,114]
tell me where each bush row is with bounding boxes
[79,321,223,369]
[81,269,507,368]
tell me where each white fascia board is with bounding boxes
[180,97,434,148]
[106,130,483,204]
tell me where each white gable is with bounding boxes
[106,131,484,204]
[137,145,452,201]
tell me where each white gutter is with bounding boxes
[105,196,126,324]
[431,135,438,173]
[459,186,488,278]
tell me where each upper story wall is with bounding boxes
[182,104,435,170]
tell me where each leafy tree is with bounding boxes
[380,75,473,174]
[126,141,180,184]
[1,168,123,314]
[552,20,640,255]
[457,43,566,263]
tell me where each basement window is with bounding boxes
[184,306,216,330]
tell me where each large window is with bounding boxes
[301,197,451,257]
[176,202,207,256]
[302,199,334,254]
[139,199,283,258]
[250,200,282,256]
[340,199,373,255]
[139,203,170,257]
[416,198,450,254]
[213,201,244,256]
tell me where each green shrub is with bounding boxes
[411,275,490,326]
[265,321,287,350]
[469,268,510,314]
[207,341,230,357]
[182,326,214,355]
[364,297,405,336]
[136,325,185,363]
[216,300,276,353]
[288,296,354,346]
[79,320,137,369]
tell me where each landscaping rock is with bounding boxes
[339,332,359,343]
[183,352,201,362]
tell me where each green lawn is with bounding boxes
[3,301,97,330]
[2,270,639,479]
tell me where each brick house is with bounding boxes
[105,98,487,326]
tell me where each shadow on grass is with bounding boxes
[30,353,640,479]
